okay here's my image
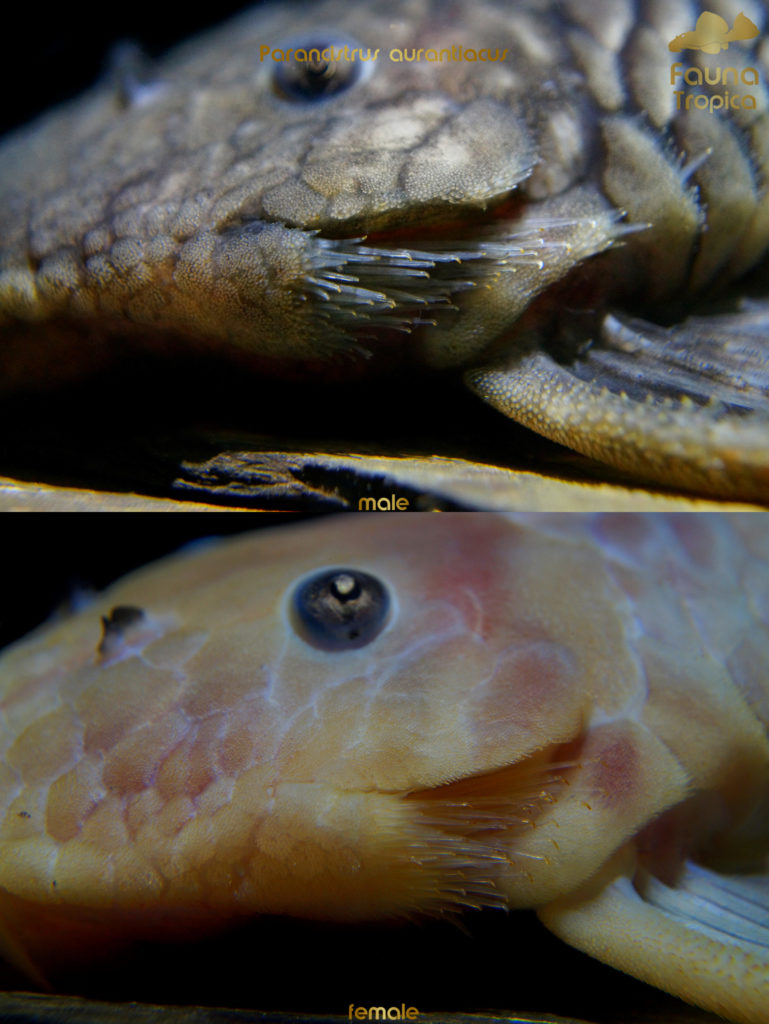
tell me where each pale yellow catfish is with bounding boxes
[0,514,767,1022]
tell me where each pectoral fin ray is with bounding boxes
[586,304,769,411]
[538,849,769,1024]
[637,861,769,951]
[467,304,769,501]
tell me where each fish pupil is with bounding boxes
[306,59,335,86]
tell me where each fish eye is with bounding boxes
[291,569,390,651]
[272,35,370,102]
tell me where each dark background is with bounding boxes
[0,515,300,650]
[0,2,261,138]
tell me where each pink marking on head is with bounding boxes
[46,762,101,843]
[588,730,640,810]
[102,713,190,796]
[470,639,579,751]
[155,717,221,801]
[220,716,261,776]
[422,517,520,641]
[7,706,82,784]
[79,664,179,755]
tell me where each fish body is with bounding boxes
[1,0,769,500]
[0,513,767,1022]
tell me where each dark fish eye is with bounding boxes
[291,569,390,651]
[272,35,369,102]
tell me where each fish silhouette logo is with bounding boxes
[669,11,760,53]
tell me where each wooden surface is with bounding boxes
[0,992,727,1024]
[2,362,765,512]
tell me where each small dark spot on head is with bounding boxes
[17,810,31,819]
[103,606,145,630]
[107,40,166,110]
[98,605,146,658]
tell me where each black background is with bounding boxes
[1,2,260,138]
[0,515,299,650]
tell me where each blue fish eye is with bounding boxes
[291,569,390,651]
[272,35,369,102]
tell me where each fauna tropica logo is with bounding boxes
[668,11,762,113]
[669,10,759,52]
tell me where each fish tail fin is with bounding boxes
[725,13,761,42]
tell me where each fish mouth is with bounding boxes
[249,92,591,361]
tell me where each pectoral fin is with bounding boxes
[466,303,769,501]
[538,847,769,1024]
